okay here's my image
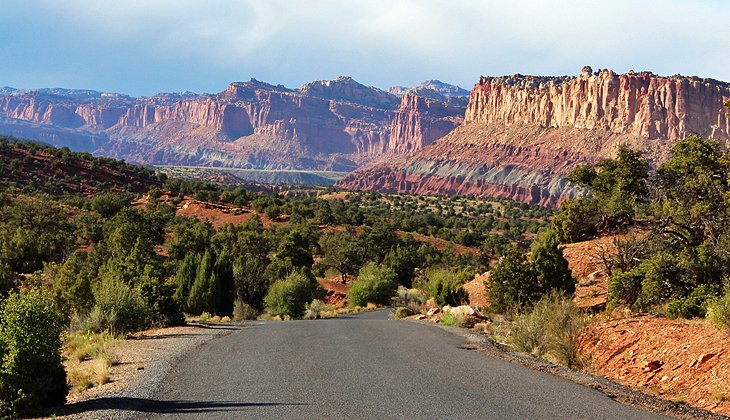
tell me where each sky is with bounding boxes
[0,0,728,96]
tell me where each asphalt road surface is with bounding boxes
[140,309,665,419]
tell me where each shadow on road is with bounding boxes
[56,397,307,415]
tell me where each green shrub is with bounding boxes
[665,284,722,319]
[0,262,14,297]
[393,306,416,320]
[93,275,150,334]
[707,291,730,330]
[347,262,398,307]
[511,292,586,368]
[0,289,68,416]
[233,299,259,321]
[487,246,540,313]
[264,269,323,319]
[303,299,325,320]
[607,269,644,310]
[440,312,458,326]
[531,228,575,296]
[550,198,600,243]
[423,268,471,307]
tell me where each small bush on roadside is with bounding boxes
[64,331,117,362]
[393,306,416,319]
[233,300,259,321]
[304,299,325,320]
[423,268,471,307]
[0,289,68,417]
[347,263,398,307]
[510,292,586,368]
[396,285,427,305]
[264,269,324,319]
[441,312,458,326]
[93,276,150,334]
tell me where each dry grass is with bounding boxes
[64,331,120,393]
[510,292,587,368]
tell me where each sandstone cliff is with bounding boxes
[338,67,730,206]
[0,77,466,172]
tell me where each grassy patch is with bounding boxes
[510,292,587,368]
[64,331,117,363]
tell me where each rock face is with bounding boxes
[387,94,464,154]
[338,67,730,206]
[0,77,466,172]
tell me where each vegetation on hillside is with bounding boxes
[554,134,730,321]
[0,139,552,415]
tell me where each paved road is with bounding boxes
[139,310,664,419]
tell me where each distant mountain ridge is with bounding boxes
[0,76,467,172]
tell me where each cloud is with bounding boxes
[2,0,728,94]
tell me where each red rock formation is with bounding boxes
[387,94,463,154]
[338,68,730,206]
[0,78,466,171]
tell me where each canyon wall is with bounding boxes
[0,77,467,172]
[337,67,730,206]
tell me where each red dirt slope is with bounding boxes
[579,314,730,416]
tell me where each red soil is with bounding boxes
[579,314,730,416]
[463,273,489,307]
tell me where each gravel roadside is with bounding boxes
[43,322,242,419]
[433,322,726,420]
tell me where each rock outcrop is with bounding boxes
[338,67,730,206]
[0,77,467,172]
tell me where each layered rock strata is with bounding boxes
[0,78,466,171]
[337,67,730,206]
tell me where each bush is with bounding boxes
[93,275,150,334]
[393,306,416,320]
[511,292,586,368]
[264,269,323,319]
[487,246,540,313]
[303,299,325,320]
[665,284,722,319]
[422,268,471,307]
[707,291,730,330]
[347,262,398,307]
[530,228,575,296]
[233,299,259,321]
[0,289,68,416]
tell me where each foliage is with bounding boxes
[0,289,68,416]
[487,247,540,313]
[186,251,221,316]
[347,262,398,307]
[530,228,575,296]
[707,291,730,331]
[0,262,14,297]
[567,145,649,229]
[510,292,586,368]
[665,284,722,319]
[320,231,363,282]
[550,198,600,243]
[422,268,471,307]
[605,137,730,315]
[0,195,75,273]
[264,269,323,319]
[232,254,270,312]
[92,274,150,334]
[90,192,132,218]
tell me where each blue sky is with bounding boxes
[1,0,727,96]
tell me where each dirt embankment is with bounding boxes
[580,315,730,416]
